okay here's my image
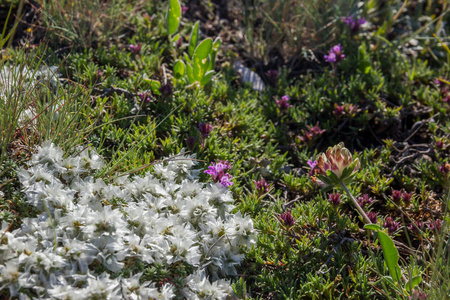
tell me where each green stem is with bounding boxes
[340,182,372,224]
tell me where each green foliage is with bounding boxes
[365,224,401,283]
[1,0,449,299]
[167,0,181,35]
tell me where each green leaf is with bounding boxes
[364,224,383,231]
[148,80,161,95]
[209,37,222,71]
[173,60,186,79]
[188,21,199,58]
[316,174,332,185]
[193,38,213,60]
[193,56,210,81]
[377,231,401,283]
[405,276,422,292]
[167,0,181,35]
[186,63,195,83]
[200,70,214,87]
[364,224,401,283]
[359,61,371,74]
[183,52,191,64]
[326,170,341,185]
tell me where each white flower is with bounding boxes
[1,143,256,298]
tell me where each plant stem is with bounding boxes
[340,182,372,224]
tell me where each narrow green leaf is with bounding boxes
[173,60,186,79]
[377,230,401,283]
[364,224,383,231]
[316,174,332,185]
[183,52,191,64]
[193,38,213,60]
[167,0,181,35]
[186,63,195,83]
[188,21,199,58]
[209,37,222,71]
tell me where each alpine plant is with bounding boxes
[0,141,256,299]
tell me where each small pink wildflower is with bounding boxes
[383,217,400,234]
[328,193,341,207]
[324,44,345,63]
[357,194,373,208]
[204,161,234,187]
[254,178,270,194]
[278,211,295,228]
[129,43,142,54]
[275,95,292,110]
[367,212,378,224]
[342,16,366,33]
[199,123,213,138]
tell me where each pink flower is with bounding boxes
[278,211,295,228]
[324,44,345,63]
[367,212,378,224]
[342,16,366,33]
[254,178,270,194]
[199,123,213,138]
[129,43,142,54]
[275,95,292,110]
[328,193,341,207]
[357,194,373,208]
[204,161,234,187]
[383,217,400,233]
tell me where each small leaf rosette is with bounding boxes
[314,142,360,189]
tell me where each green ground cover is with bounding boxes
[0,0,449,299]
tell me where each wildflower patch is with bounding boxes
[0,141,256,299]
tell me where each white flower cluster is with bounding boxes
[0,141,256,299]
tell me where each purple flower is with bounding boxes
[438,163,450,174]
[409,220,424,236]
[334,105,345,117]
[181,6,188,14]
[411,289,429,300]
[391,189,403,204]
[204,161,234,187]
[402,191,412,206]
[383,217,400,234]
[254,178,270,194]
[328,192,341,207]
[342,16,366,33]
[138,91,151,102]
[435,140,445,149]
[307,160,318,176]
[159,83,173,97]
[427,219,443,233]
[278,211,295,228]
[275,95,292,110]
[307,160,317,170]
[357,194,373,208]
[186,136,197,150]
[219,173,234,187]
[367,212,378,224]
[324,44,345,63]
[129,43,142,54]
[266,69,279,84]
[199,123,213,138]
[299,122,326,146]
